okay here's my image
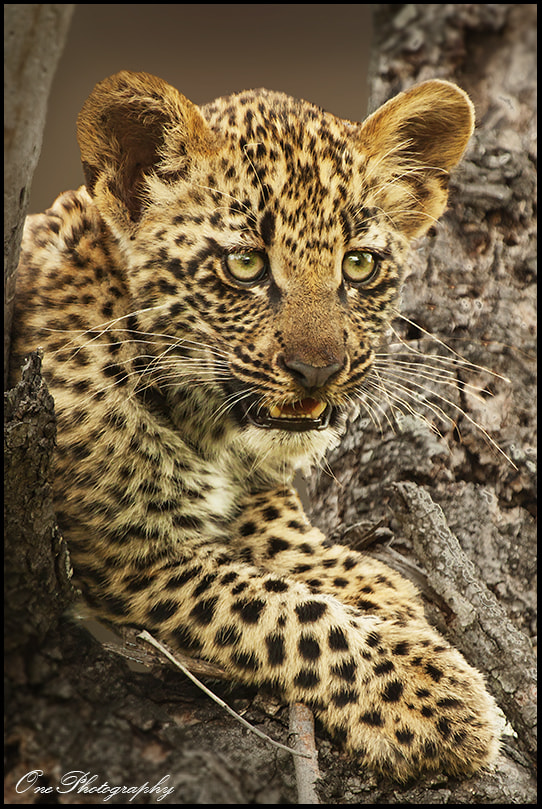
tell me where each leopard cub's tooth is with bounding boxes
[268,404,283,418]
[311,401,327,418]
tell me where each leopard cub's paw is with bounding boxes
[323,620,500,781]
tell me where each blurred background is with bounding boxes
[29,4,373,213]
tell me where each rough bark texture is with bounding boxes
[4,4,75,386]
[4,352,74,650]
[4,4,536,805]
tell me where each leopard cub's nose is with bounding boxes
[279,355,343,390]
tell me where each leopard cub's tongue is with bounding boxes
[268,399,327,419]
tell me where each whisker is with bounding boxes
[351,384,396,436]
[390,316,511,383]
[366,370,455,436]
[373,358,492,400]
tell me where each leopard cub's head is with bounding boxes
[77,72,473,468]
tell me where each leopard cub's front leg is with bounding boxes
[219,485,501,778]
[230,486,425,622]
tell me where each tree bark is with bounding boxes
[4,4,75,387]
[4,4,536,805]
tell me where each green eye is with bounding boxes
[225,251,267,284]
[342,250,379,284]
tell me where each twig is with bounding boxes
[289,702,321,804]
[100,623,229,679]
[138,630,311,759]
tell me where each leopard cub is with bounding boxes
[10,71,500,780]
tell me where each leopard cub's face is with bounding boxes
[77,73,474,466]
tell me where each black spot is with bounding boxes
[330,659,357,683]
[168,301,184,319]
[293,668,320,689]
[453,729,467,745]
[437,717,452,739]
[288,519,308,533]
[267,278,282,306]
[293,564,313,575]
[339,209,352,241]
[157,278,178,296]
[171,514,204,531]
[166,565,203,589]
[189,595,219,625]
[359,710,383,727]
[415,688,431,699]
[102,362,128,387]
[328,626,349,651]
[215,624,241,646]
[193,572,218,597]
[342,555,357,570]
[298,634,321,661]
[147,599,178,623]
[265,632,286,666]
[262,504,280,521]
[266,537,290,557]
[366,631,381,648]
[239,521,257,537]
[263,578,289,593]
[122,574,155,593]
[395,728,415,745]
[306,578,322,589]
[374,660,395,676]
[425,663,443,682]
[357,598,379,611]
[169,624,201,651]
[333,577,349,588]
[220,571,238,585]
[437,697,462,708]
[232,650,260,671]
[382,679,404,702]
[424,741,438,758]
[392,641,410,656]
[376,574,396,590]
[421,706,434,717]
[231,581,248,595]
[238,547,253,564]
[295,601,327,623]
[331,688,359,707]
[329,726,348,746]
[231,597,266,624]
[73,379,90,393]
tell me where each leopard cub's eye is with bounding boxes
[342,250,379,284]
[225,251,268,284]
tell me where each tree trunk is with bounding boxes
[4,4,536,805]
[4,4,75,387]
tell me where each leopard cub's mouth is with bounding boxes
[248,398,332,432]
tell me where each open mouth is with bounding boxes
[247,398,332,432]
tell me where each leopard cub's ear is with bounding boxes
[357,80,475,239]
[77,71,216,234]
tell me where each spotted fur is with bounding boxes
[10,72,500,780]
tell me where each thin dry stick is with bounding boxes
[138,630,310,759]
[289,702,321,804]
